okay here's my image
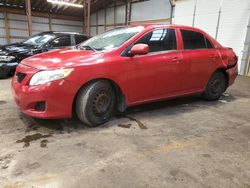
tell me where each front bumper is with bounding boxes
[11,64,78,119]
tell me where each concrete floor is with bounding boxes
[0,76,249,188]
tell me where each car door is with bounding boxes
[126,27,186,104]
[48,35,72,50]
[180,29,222,91]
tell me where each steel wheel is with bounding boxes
[76,81,115,127]
[92,89,112,117]
[204,71,226,101]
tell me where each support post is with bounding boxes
[4,11,10,44]
[240,13,250,75]
[126,0,131,25]
[104,8,107,31]
[48,14,52,31]
[96,12,98,34]
[169,0,174,24]
[83,0,91,35]
[25,0,32,36]
[215,0,224,40]
[114,2,116,28]
[192,0,197,27]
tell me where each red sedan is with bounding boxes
[12,24,238,127]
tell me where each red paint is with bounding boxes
[131,44,149,55]
[12,25,238,119]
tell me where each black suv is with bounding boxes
[0,31,89,78]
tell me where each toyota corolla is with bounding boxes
[11,25,238,127]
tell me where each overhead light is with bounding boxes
[47,0,83,8]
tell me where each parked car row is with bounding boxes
[0,31,89,78]
[8,25,238,127]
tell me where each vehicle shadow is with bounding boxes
[18,93,236,134]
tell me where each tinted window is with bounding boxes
[50,36,71,48]
[136,28,177,53]
[181,30,207,49]
[23,34,55,46]
[205,37,214,48]
[75,35,88,44]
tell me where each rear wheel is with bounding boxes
[204,71,226,101]
[76,81,115,127]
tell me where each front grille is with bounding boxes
[16,72,26,83]
[35,101,46,111]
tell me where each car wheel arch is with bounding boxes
[207,68,229,91]
[72,78,127,117]
[216,68,229,89]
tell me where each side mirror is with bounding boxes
[130,44,149,56]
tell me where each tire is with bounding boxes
[75,81,115,127]
[0,71,8,79]
[8,68,16,77]
[204,71,227,101]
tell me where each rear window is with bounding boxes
[50,35,71,47]
[75,35,88,45]
[181,30,207,49]
[205,37,214,48]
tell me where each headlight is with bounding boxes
[0,56,15,62]
[29,68,73,86]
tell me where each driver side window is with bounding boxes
[50,36,71,48]
[136,28,177,53]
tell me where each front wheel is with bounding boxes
[0,70,9,79]
[75,81,115,127]
[204,71,227,101]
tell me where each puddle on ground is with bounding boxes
[118,124,132,129]
[0,100,7,105]
[40,140,49,148]
[125,116,148,129]
[16,133,52,147]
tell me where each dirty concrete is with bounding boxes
[16,133,52,148]
[118,124,132,129]
[0,76,249,188]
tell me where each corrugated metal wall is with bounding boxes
[90,0,172,36]
[173,0,250,74]
[51,18,83,33]
[0,12,6,45]
[0,12,83,45]
[130,0,171,24]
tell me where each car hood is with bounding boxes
[0,42,37,56]
[21,48,104,70]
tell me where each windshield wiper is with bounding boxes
[78,45,97,51]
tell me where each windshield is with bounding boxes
[80,26,145,51]
[23,34,55,46]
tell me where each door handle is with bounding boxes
[209,55,219,59]
[172,57,182,62]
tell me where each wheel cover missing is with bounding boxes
[92,89,112,116]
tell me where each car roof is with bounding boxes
[130,24,204,32]
[38,31,88,36]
